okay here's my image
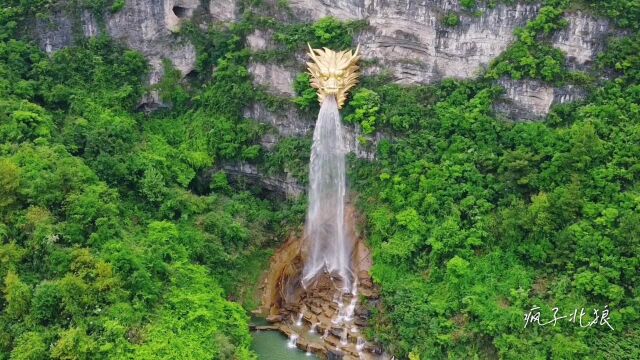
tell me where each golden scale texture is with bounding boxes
[306,43,361,109]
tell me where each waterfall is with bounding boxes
[302,95,354,291]
[287,333,298,349]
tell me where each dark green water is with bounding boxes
[251,330,317,359]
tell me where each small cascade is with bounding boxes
[340,331,349,347]
[287,333,299,349]
[344,297,357,322]
[261,246,385,358]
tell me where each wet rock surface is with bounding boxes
[264,272,383,360]
[257,206,387,359]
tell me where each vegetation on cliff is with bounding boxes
[1,0,639,359]
[0,7,304,359]
[342,2,640,358]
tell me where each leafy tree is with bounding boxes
[344,88,381,134]
[3,271,31,320]
[9,332,48,360]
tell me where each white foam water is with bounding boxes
[287,333,298,349]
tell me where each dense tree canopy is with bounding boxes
[1,0,639,359]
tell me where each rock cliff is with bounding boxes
[32,0,618,195]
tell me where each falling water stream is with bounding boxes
[302,96,355,292]
[253,96,371,359]
[302,95,364,356]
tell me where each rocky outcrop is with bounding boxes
[246,29,276,52]
[36,8,79,54]
[34,1,616,121]
[244,3,617,122]
[342,124,385,160]
[107,0,199,98]
[33,0,240,107]
[553,11,614,69]
[244,102,315,137]
[210,0,238,21]
[257,205,385,359]
[221,162,305,198]
[495,79,586,120]
[248,62,297,96]
[284,0,540,84]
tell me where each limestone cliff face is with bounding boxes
[553,11,615,69]
[247,4,618,121]
[292,0,540,84]
[32,0,617,195]
[36,0,236,96]
[245,4,616,122]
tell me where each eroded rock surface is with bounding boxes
[246,29,276,52]
[495,79,586,120]
[553,11,615,69]
[222,162,305,198]
[257,205,386,359]
[248,62,297,96]
[210,0,238,22]
[286,0,539,84]
[33,1,615,121]
[244,102,315,137]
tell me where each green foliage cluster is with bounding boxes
[588,0,640,30]
[292,73,319,111]
[0,10,304,360]
[272,16,366,51]
[442,12,461,27]
[487,0,569,83]
[0,0,58,40]
[3,1,640,359]
[248,15,366,65]
[349,22,640,360]
[344,88,381,134]
[460,0,477,10]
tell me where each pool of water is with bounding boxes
[251,330,317,359]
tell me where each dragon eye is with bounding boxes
[322,75,329,81]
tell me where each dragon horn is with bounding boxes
[307,43,321,63]
[352,44,360,59]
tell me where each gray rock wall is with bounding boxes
[495,79,586,121]
[553,11,614,69]
[30,0,618,194]
[33,0,614,120]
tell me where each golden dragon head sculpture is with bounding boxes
[306,43,361,109]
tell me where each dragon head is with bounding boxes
[306,44,361,109]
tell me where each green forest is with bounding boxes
[1,0,639,359]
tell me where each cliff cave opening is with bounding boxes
[172,6,191,19]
